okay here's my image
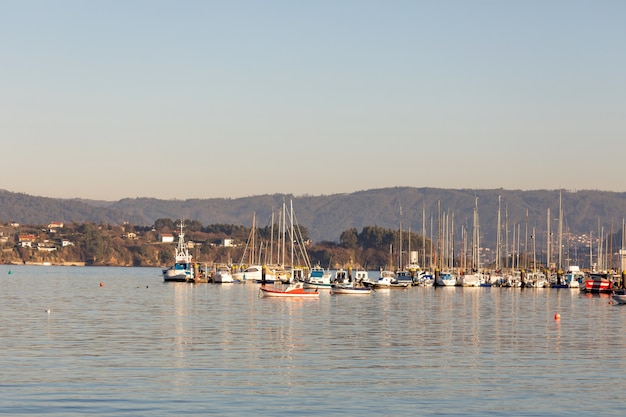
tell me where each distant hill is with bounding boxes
[2,187,626,251]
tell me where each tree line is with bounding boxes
[0,219,433,270]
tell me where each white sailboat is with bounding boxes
[232,213,264,282]
[459,197,483,286]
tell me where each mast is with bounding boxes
[422,204,426,269]
[505,204,509,270]
[399,204,403,271]
[558,190,563,271]
[430,215,434,270]
[451,212,455,270]
[547,207,551,271]
[472,196,480,271]
[437,200,442,271]
[281,201,286,266]
[290,199,295,268]
[589,230,593,271]
[496,195,501,271]
[525,209,529,270]
[251,212,256,265]
[532,226,536,272]
[269,211,275,265]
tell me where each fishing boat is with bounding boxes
[259,282,319,298]
[330,268,372,294]
[365,270,410,289]
[525,271,549,288]
[162,222,194,283]
[353,270,370,284]
[302,265,333,289]
[564,267,583,288]
[436,272,457,286]
[394,270,413,286]
[418,273,435,286]
[550,268,583,289]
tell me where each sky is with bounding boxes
[2,0,625,201]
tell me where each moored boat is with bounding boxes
[232,264,263,282]
[162,222,194,283]
[259,282,320,298]
[458,272,482,287]
[331,284,372,295]
[365,270,410,289]
[564,266,584,289]
[582,273,614,293]
[394,270,413,286]
[612,289,626,304]
[213,265,234,283]
[436,272,457,286]
[302,265,333,289]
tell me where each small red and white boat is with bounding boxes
[259,282,320,298]
[582,273,614,293]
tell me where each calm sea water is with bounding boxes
[1,265,625,416]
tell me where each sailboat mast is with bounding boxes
[290,199,294,268]
[399,204,403,271]
[547,207,551,271]
[532,226,536,272]
[505,204,509,270]
[422,204,426,269]
[525,209,529,270]
[497,195,501,271]
[281,202,286,266]
[558,190,563,271]
[408,226,411,267]
[473,197,480,271]
[251,212,256,265]
[450,212,454,268]
[589,230,593,270]
[269,211,275,265]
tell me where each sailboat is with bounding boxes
[259,200,318,298]
[232,213,265,282]
[162,221,194,282]
[458,197,484,287]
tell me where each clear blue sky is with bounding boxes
[2,1,625,200]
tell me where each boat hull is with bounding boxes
[331,285,372,295]
[259,285,319,298]
[162,267,191,282]
[612,292,626,304]
[582,279,613,293]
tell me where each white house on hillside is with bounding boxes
[160,233,174,243]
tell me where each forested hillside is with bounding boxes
[2,188,626,251]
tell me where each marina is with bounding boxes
[2,265,626,416]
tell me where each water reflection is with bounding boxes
[2,267,626,415]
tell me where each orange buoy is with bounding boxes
[554,313,560,320]
[99,282,104,287]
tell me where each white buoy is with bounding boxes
[46,309,51,314]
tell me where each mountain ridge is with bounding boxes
[2,187,625,249]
